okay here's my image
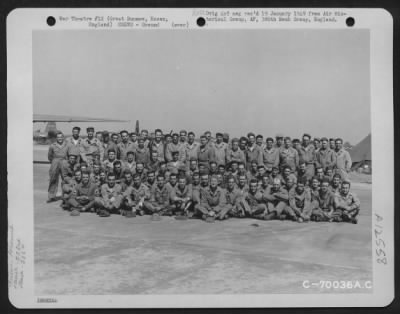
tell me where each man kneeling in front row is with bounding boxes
[68,171,97,215]
[94,172,123,216]
[332,180,361,224]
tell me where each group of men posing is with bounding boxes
[46,127,360,223]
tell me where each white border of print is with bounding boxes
[7,8,394,308]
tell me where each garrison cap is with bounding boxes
[275,133,284,139]
[72,126,81,131]
[86,127,94,132]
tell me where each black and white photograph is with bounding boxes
[7,8,394,308]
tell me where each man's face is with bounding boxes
[136,164,144,173]
[296,183,305,194]
[68,155,77,165]
[193,175,200,185]
[238,164,245,172]
[190,160,197,169]
[256,137,263,146]
[103,135,109,143]
[148,173,155,183]
[341,183,350,195]
[178,178,186,189]
[284,139,291,148]
[121,132,129,142]
[172,135,179,144]
[96,133,103,141]
[326,169,333,177]
[283,168,291,177]
[314,140,320,148]
[108,151,115,161]
[157,176,165,187]
[72,129,80,139]
[155,131,162,141]
[251,163,258,172]
[266,140,273,149]
[127,153,134,162]
[111,135,119,143]
[200,137,207,146]
[259,167,266,176]
[272,181,280,191]
[205,132,211,141]
[276,138,283,146]
[321,182,329,193]
[210,177,218,189]
[198,164,205,172]
[312,179,320,189]
[125,173,132,183]
[166,136,172,144]
[330,140,335,149]
[271,168,278,176]
[299,163,306,173]
[321,140,328,149]
[159,163,166,171]
[335,140,343,150]
[179,133,186,142]
[172,153,179,162]
[100,172,106,181]
[302,136,310,147]
[169,175,177,186]
[286,178,294,190]
[210,163,217,172]
[56,133,64,144]
[238,176,246,187]
[81,165,87,172]
[93,165,100,173]
[151,152,158,161]
[138,140,144,148]
[200,175,209,186]
[131,134,137,142]
[114,163,122,173]
[82,173,89,184]
[218,166,225,174]
[248,136,255,145]
[240,139,247,149]
[333,177,341,187]
[108,176,116,187]
[141,131,148,139]
[316,168,324,178]
[232,141,239,150]
[87,130,94,138]
[216,135,223,143]
[227,178,235,190]
[231,163,238,172]
[250,182,258,193]
[262,176,269,187]
[216,174,223,185]
[188,134,195,144]
[133,176,141,187]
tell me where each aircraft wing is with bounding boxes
[33,114,129,123]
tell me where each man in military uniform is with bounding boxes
[134,137,150,167]
[68,171,97,214]
[275,134,284,152]
[297,161,311,186]
[226,138,246,165]
[94,172,123,216]
[334,138,352,181]
[281,166,298,186]
[169,176,193,216]
[224,176,245,218]
[279,137,299,173]
[330,174,342,195]
[62,169,82,210]
[197,135,216,169]
[262,137,280,172]
[81,127,103,168]
[284,178,313,222]
[246,133,263,170]
[123,173,151,216]
[165,133,186,163]
[123,151,136,173]
[47,131,69,202]
[240,179,267,219]
[135,162,148,183]
[213,132,228,167]
[185,132,200,162]
[65,127,84,162]
[144,170,156,190]
[148,174,171,215]
[310,179,336,222]
[256,134,266,150]
[316,137,336,171]
[298,133,317,178]
[121,170,134,192]
[103,149,119,174]
[333,181,361,224]
[117,130,136,162]
[263,178,289,220]
[195,175,227,221]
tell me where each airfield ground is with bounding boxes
[34,163,372,295]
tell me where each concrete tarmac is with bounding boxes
[34,164,372,295]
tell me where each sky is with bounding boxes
[33,29,370,144]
